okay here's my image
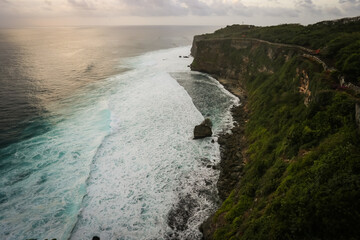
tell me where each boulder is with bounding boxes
[194,118,213,139]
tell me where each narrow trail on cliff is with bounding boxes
[199,37,337,70]
[199,37,315,53]
[196,36,345,84]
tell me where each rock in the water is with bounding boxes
[194,118,213,139]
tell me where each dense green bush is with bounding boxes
[209,43,360,240]
[203,17,360,84]
[212,18,360,49]
[196,18,360,239]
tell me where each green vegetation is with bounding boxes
[200,16,360,84]
[195,17,360,240]
[209,17,360,49]
[213,56,360,240]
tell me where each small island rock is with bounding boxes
[194,118,213,139]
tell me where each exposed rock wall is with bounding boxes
[356,103,360,130]
[191,38,300,78]
[190,37,301,103]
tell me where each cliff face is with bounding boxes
[191,27,360,240]
[191,37,301,102]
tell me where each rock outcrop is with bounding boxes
[193,118,212,139]
[191,37,300,81]
[356,103,360,130]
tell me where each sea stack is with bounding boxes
[194,118,213,139]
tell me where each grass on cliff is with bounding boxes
[201,17,360,84]
[210,53,360,240]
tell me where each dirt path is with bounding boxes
[200,37,337,73]
[201,37,315,53]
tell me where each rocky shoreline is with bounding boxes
[200,75,250,237]
[164,73,249,239]
[213,77,249,201]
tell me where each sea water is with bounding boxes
[0,27,238,240]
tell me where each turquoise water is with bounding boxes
[0,27,238,240]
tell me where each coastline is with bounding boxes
[199,74,250,237]
[213,76,249,201]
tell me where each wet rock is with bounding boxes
[215,104,249,200]
[232,165,243,172]
[167,194,199,232]
[205,180,212,186]
[193,118,213,139]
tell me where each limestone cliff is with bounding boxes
[191,20,360,240]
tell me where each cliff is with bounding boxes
[191,17,360,240]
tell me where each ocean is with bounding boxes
[0,26,238,240]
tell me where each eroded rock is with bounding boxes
[193,118,213,139]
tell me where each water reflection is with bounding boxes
[0,26,218,148]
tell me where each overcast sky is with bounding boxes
[0,0,359,27]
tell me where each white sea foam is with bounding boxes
[0,46,239,240]
[71,46,222,239]
[0,97,111,240]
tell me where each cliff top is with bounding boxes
[199,16,360,49]
[194,16,360,84]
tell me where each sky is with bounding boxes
[0,0,359,27]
